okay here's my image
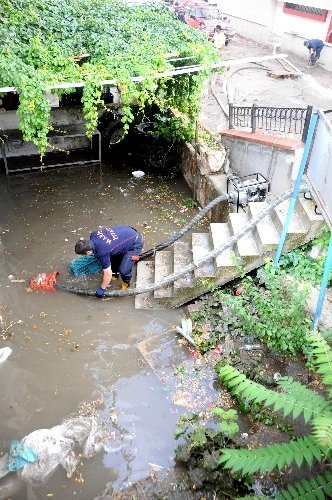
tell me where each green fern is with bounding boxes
[217,333,332,487]
[312,416,332,449]
[217,365,330,423]
[277,470,332,499]
[219,436,324,474]
[307,334,332,396]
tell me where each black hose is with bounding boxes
[58,187,302,298]
[139,192,229,259]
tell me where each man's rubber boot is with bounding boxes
[111,273,119,281]
[121,282,130,290]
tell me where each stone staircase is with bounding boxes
[135,193,324,309]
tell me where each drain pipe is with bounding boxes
[58,186,305,298]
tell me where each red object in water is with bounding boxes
[29,271,59,292]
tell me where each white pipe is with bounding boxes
[277,56,304,78]
[0,54,288,93]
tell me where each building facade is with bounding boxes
[218,0,332,70]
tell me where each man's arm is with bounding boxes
[100,266,113,289]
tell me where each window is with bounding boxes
[283,3,328,22]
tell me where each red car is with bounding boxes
[183,1,235,41]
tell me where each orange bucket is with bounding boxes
[29,271,59,292]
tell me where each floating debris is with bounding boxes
[132,170,145,179]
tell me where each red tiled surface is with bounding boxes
[221,129,304,151]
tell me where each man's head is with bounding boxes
[215,25,222,33]
[304,40,310,48]
[75,239,93,255]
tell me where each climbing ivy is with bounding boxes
[1,0,218,154]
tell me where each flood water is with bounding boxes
[0,158,201,499]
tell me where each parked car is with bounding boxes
[183,1,235,41]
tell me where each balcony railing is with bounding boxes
[228,104,313,142]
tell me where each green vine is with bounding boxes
[1,0,218,154]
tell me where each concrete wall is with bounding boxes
[220,131,304,195]
[217,0,277,44]
[273,3,332,71]
[179,142,230,222]
[218,0,332,70]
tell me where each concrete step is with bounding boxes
[209,223,236,268]
[154,251,173,299]
[134,260,155,309]
[173,241,195,289]
[272,199,307,236]
[248,202,280,252]
[228,212,260,260]
[192,233,216,278]
[296,195,324,234]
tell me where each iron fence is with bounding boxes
[228,104,313,142]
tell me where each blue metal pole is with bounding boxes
[273,113,319,269]
[312,231,332,331]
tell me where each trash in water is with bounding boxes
[7,441,37,472]
[132,170,145,179]
[240,344,262,351]
[0,347,12,363]
[0,417,106,485]
[175,318,196,346]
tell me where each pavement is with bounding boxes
[200,35,332,135]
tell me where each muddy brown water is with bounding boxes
[0,161,203,499]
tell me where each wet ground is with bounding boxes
[0,158,209,499]
[200,35,332,134]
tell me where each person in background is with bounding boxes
[187,15,200,29]
[75,225,143,296]
[212,25,226,56]
[173,1,186,22]
[199,21,206,31]
[303,39,325,63]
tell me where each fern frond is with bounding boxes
[307,333,332,396]
[217,365,328,423]
[277,470,332,499]
[219,436,324,474]
[277,377,331,420]
[312,416,332,449]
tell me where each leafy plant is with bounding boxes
[217,262,312,355]
[174,410,249,495]
[279,225,332,286]
[1,0,218,154]
[182,197,197,208]
[216,331,332,498]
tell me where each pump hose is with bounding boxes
[139,192,229,259]
[57,187,304,298]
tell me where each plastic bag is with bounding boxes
[7,441,37,472]
[0,416,105,486]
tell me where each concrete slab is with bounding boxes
[210,223,236,268]
[272,199,306,235]
[192,233,216,278]
[229,212,260,258]
[154,251,173,299]
[248,202,280,252]
[173,241,194,289]
[134,260,155,309]
[137,330,221,412]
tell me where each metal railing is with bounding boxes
[228,104,313,142]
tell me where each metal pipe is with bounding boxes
[312,232,332,331]
[273,113,318,268]
[0,54,288,94]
